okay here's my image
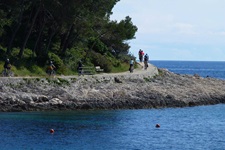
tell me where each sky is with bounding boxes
[110,0,225,61]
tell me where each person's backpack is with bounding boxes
[144,55,148,61]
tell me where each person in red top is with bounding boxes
[138,49,144,62]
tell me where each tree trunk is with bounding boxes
[6,0,25,55]
[33,18,46,57]
[61,24,74,55]
[18,4,41,58]
[45,28,56,55]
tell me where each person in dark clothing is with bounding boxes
[138,49,144,62]
[144,54,149,70]
[4,59,11,71]
[47,61,56,76]
[77,60,83,76]
[2,58,13,77]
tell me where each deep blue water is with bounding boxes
[151,60,225,79]
[1,61,225,150]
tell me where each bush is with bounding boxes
[88,37,108,55]
[118,53,136,63]
[28,65,45,76]
[23,48,33,58]
[90,51,112,72]
[64,47,86,72]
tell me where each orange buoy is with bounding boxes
[155,124,160,128]
[50,129,55,133]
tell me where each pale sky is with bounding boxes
[110,0,225,61]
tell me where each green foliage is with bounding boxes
[14,66,31,76]
[118,16,138,40]
[64,47,86,72]
[0,61,4,72]
[90,51,112,72]
[23,49,33,58]
[28,65,46,76]
[111,62,130,73]
[0,0,138,75]
[45,78,70,86]
[88,37,108,55]
[118,53,136,64]
[11,48,20,58]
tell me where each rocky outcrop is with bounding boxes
[0,68,225,112]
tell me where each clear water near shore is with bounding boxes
[1,61,225,150]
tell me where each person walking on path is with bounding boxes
[138,49,144,62]
[144,53,149,70]
[129,58,134,73]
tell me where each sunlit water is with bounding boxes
[1,61,225,150]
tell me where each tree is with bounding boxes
[6,0,27,55]
[0,0,138,73]
[18,0,42,58]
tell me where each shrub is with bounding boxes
[28,65,45,76]
[23,48,33,58]
[88,37,108,55]
[64,47,86,72]
[90,51,112,72]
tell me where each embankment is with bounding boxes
[0,68,225,112]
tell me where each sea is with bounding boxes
[0,61,225,150]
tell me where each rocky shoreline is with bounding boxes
[0,68,225,112]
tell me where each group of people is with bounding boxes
[129,49,150,73]
[3,50,149,76]
[139,49,149,70]
[2,58,83,77]
[2,58,56,77]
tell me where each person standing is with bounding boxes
[144,54,149,70]
[129,58,134,73]
[138,49,144,62]
[138,49,142,62]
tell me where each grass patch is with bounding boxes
[45,77,70,86]
[0,58,132,77]
[111,62,130,73]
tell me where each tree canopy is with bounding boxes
[0,0,137,74]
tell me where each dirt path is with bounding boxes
[93,62,159,77]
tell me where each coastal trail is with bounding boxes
[0,62,158,79]
[91,62,159,78]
